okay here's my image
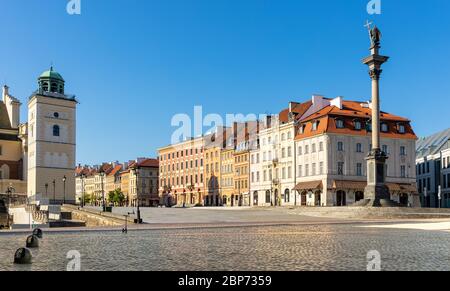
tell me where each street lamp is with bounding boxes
[132,166,142,224]
[6,185,14,229]
[81,174,86,208]
[45,183,49,199]
[188,184,195,206]
[99,171,106,212]
[52,179,56,205]
[62,175,67,205]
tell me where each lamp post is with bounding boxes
[80,174,86,208]
[6,185,14,229]
[99,171,106,212]
[45,183,49,199]
[132,166,142,224]
[188,185,195,207]
[52,179,56,205]
[62,176,67,205]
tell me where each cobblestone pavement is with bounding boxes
[1,223,449,271]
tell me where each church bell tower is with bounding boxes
[27,67,77,204]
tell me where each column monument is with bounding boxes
[362,22,394,207]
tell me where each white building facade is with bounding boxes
[416,128,450,208]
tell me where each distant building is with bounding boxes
[416,128,450,208]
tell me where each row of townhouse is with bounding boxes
[158,94,420,208]
[75,158,159,207]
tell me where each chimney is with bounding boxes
[330,96,343,110]
[266,115,272,129]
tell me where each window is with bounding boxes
[53,125,60,137]
[399,124,406,134]
[319,162,324,175]
[305,145,309,154]
[338,162,344,175]
[288,147,292,157]
[298,165,302,177]
[319,142,324,152]
[356,143,363,153]
[298,146,303,155]
[381,123,388,132]
[312,144,316,153]
[54,112,59,118]
[336,119,344,129]
[401,166,406,178]
[400,146,406,156]
[299,125,305,135]
[337,142,344,152]
[305,165,309,176]
[288,166,292,179]
[354,120,362,130]
[312,121,318,131]
[356,163,363,176]
[382,145,388,155]
[312,163,316,176]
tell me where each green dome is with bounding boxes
[39,67,64,82]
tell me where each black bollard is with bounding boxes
[32,228,43,239]
[14,248,32,264]
[26,235,39,248]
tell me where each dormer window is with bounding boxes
[312,121,319,131]
[354,120,362,130]
[398,124,406,134]
[298,125,305,135]
[336,119,344,129]
[381,123,389,133]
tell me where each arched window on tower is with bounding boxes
[42,82,49,92]
[53,125,60,137]
[51,83,58,93]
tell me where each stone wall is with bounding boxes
[63,206,134,227]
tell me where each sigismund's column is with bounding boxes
[363,23,391,207]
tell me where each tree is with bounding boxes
[108,189,125,206]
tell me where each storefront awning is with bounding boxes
[387,183,418,193]
[293,181,323,191]
[333,180,366,191]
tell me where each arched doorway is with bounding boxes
[301,191,307,206]
[253,191,259,206]
[399,193,409,206]
[355,191,364,202]
[274,189,279,206]
[265,190,271,204]
[336,191,347,206]
[315,191,321,206]
[231,195,235,207]
[284,189,290,203]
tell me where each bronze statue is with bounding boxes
[370,26,382,47]
[365,20,382,47]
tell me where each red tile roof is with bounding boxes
[295,100,417,140]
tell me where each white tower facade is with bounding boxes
[27,67,77,204]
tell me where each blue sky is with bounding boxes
[1,0,449,165]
